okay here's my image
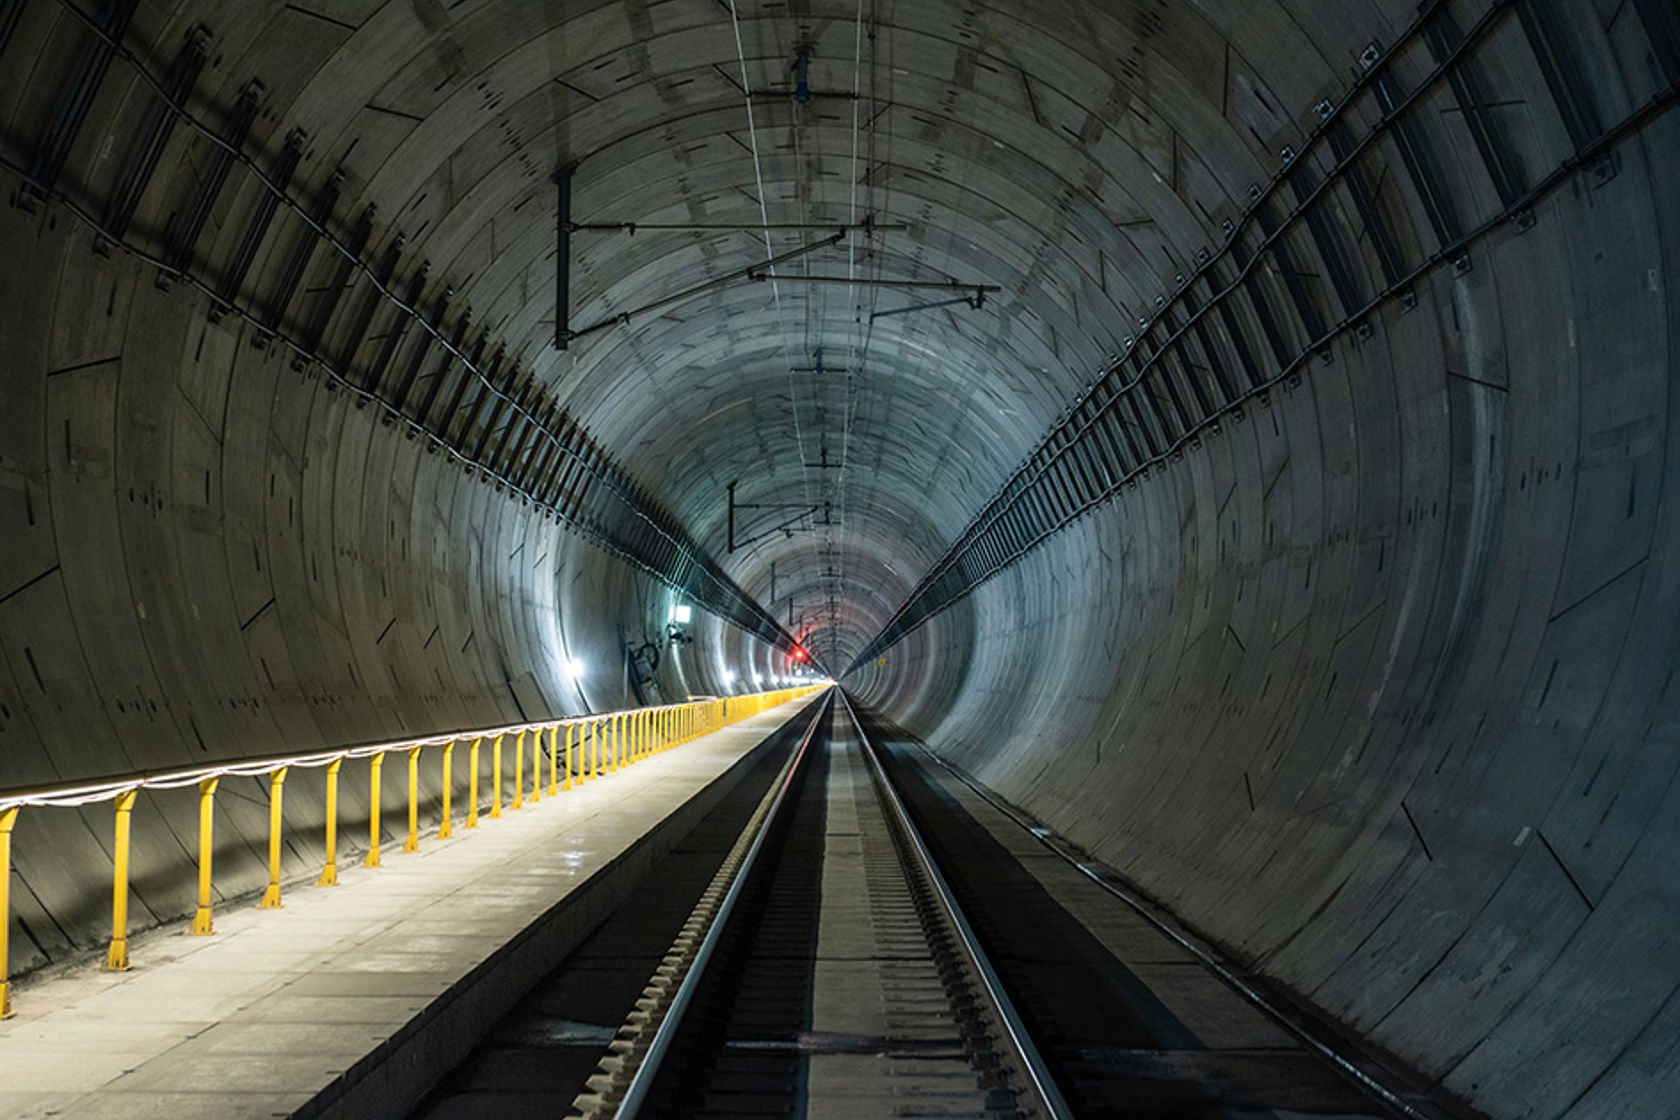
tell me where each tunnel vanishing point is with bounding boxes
[0,0,1677,1117]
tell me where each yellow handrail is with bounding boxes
[0,686,823,1014]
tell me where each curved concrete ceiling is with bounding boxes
[1,1,1678,1117]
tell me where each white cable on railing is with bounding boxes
[0,697,788,812]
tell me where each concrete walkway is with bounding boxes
[0,695,822,1120]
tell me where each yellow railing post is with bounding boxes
[364,753,384,868]
[403,748,422,853]
[547,726,559,798]
[591,720,601,779]
[439,742,454,839]
[530,730,542,802]
[259,767,288,907]
[104,789,138,971]
[564,724,574,790]
[490,734,504,819]
[1,806,19,1018]
[319,759,342,885]
[465,737,482,829]
[512,730,525,810]
[190,777,218,935]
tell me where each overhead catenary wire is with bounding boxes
[726,0,816,524]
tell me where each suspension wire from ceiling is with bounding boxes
[839,0,890,659]
[829,0,867,620]
[726,0,816,524]
[834,0,1013,662]
[831,0,870,659]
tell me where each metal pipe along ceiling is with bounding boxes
[0,2,1676,1116]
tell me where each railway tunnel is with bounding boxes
[0,0,1677,1116]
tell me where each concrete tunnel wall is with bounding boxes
[854,66,1680,1120]
[0,203,750,974]
[0,2,1676,1118]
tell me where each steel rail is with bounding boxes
[615,690,833,1118]
[838,689,1075,1120]
[897,728,1442,1120]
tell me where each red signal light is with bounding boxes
[792,648,808,661]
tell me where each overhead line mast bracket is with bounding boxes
[554,165,573,351]
[727,480,821,553]
[557,230,847,346]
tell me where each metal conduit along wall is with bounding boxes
[0,0,1674,1116]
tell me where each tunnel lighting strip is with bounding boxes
[900,735,1436,1120]
[850,2,1678,672]
[36,0,805,661]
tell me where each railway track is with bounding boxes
[417,690,1455,1119]
[568,689,1068,1118]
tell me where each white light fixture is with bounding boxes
[672,604,692,624]
[567,658,585,679]
[721,669,736,684]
